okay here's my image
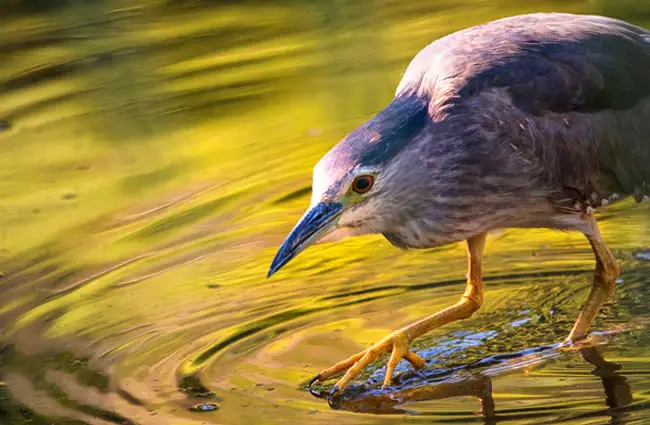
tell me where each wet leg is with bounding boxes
[568,214,620,341]
[311,232,488,396]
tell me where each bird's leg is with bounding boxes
[567,214,621,341]
[312,232,487,396]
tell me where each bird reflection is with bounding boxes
[310,344,631,423]
[580,347,633,425]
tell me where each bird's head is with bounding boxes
[267,94,430,278]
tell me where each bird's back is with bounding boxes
[398,13,650,210]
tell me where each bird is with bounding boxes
[267,12,650,398]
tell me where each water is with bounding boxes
[1,1,650,424]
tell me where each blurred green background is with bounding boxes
[1,1,650,424]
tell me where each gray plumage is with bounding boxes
[266,12,650,396]
[312,13,650,250]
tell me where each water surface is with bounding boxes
[1,1,650,424]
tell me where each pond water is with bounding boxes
[1,1,650,424]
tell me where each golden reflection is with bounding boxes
[1,1,649,425]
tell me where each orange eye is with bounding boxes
[351,175,374,194]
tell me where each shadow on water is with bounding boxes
[1,1,650,425]
[337,346,642,425]
[318,345,635,421]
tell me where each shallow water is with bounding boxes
[1,1,650,424]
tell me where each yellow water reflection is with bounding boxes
[1,1,650,425]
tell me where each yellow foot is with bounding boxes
[561,334,596,351]
[309,331,426,397]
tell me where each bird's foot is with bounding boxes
[561,334,593,350]
[308,331,426,398]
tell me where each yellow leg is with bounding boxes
[568,214,621,341]
[312,232,488,396]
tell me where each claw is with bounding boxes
[328,385,340,399]
[327,388,343,410]
[307,374,324,398]
[308,374,321,387]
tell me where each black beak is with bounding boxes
[267,202,344,278]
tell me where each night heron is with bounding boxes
[267,13,650,396]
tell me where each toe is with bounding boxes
[318,350,366,381]
[334,348,381,392]
[382,340,408,387]
[404,351,426,369]
[382,352,400,387]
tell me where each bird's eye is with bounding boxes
[351,175,374,194]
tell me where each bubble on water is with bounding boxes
[190,402,220,412]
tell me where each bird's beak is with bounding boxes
[267,202,344,278]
